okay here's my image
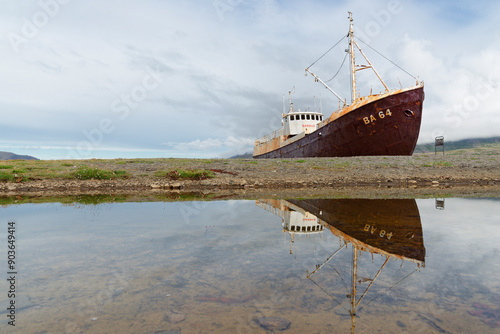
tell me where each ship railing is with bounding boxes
[255,128,283,146]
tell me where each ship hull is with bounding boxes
[254,86,424,159]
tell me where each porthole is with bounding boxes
[404,109,414,117]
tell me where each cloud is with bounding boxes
[1,0,500,159]
[163,136,255,157]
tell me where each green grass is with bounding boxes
[421,161,453,167]
[295,160,306,163]
[73,165,129,180]
[154,169,215,180]
[334,161,351,169]
[433,160,453,167]
[0,171,15,182]
[0,164,13,169]
[112,170,129,178]
[115,159,155,164]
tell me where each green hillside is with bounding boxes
[415,137,500,155]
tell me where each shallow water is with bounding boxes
[1,198,499,333]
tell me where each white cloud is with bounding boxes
[163,136,254,157]
[1,0,500,159]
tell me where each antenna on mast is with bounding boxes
[282,94,285,115]
[348,11,357,103]
[288,87,295,113]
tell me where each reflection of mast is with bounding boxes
[257,198,426,334]
[302,199,424,334]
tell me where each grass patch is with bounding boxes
[12,168,27,174]
[113,170,129,178]
[73,165,128,180]
[421,161,453,167]
[115,159,155,164]
[0,165,13,169]
[155,169,215,180]
[0,171,15,182]
[434,161,453,167]
[334,161,351,169]
[295,160,306,163]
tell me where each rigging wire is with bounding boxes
[308,276,349,312]
[354,34,417,80]
[362,267,420,308]
[325,51,348,83]
[307,35,347,69]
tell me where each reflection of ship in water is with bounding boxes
[256,198,426,333]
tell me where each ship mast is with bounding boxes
[348,12,357,103]
[348,12,389,102]
[306,12,391,107]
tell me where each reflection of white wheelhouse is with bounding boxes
[255,199,325,235]
[283,209,324,234]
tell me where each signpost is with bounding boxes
[435,136,444,155]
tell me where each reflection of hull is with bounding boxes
[254,86,424,158]
[287,199,425,263]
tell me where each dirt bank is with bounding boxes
[0,153,499,198]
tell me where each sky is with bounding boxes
[1,0,500,159]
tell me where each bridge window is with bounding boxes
[290,115,294,121]
[306,115,310,120]
[301,115,305,120]
[320,116,323,121]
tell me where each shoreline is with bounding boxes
[0,154,499,198]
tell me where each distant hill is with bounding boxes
[415,136,500,153]
[0,151,39,160]
[231,137,500,158]
[230,152,253,159]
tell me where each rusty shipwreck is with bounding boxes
[253,12,424,159]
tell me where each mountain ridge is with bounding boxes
[0,151,39,160]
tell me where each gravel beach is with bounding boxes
[1,153,499,198]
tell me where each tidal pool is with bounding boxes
[0,197,499,333]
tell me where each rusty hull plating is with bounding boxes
[254,84,424,159]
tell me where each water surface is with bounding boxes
[1,197,499,333]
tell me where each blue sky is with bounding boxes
[1,0,500,159]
